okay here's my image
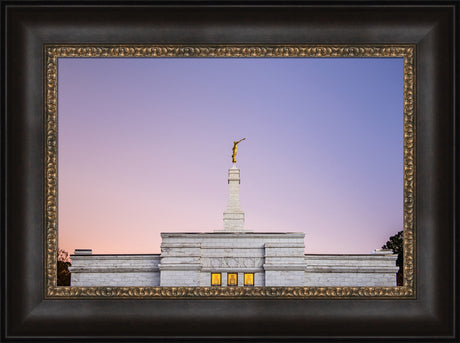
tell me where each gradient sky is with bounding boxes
[57,57,403,255]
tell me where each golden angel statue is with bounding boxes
[232,138,246,163]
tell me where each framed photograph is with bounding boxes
[2,1,456,341]
[52,47,411,294]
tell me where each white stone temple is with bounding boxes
[69,163,399,287]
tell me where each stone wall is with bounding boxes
[69,254,160,287]
[158,242,201,286]
[68,233,398,287]
[264,243,306,286]
[160,232,305,287]
[304,254,399,286]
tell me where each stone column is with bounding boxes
[223,164,245,231]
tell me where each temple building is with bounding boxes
[69,161,399,287]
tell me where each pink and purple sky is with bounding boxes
[58,57,403,255]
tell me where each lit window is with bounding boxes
[227,273,238,286]
[244,273,254,286]
[211,273,221,286]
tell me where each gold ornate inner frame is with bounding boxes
[45,45,415,299]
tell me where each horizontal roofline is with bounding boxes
[305,253,396,256]
[70,253,161,257]
[70,253,394,257]
[161,232,303,235]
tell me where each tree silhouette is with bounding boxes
[382,230,403,286]
[57,249,71,286]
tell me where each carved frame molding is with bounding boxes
[45,45,415,299]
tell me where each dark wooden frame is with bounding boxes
[1,1,456,341]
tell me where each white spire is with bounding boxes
[222,165,245,231]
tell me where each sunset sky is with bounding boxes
[58,57,403,255]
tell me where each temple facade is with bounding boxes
[69,164,398,287]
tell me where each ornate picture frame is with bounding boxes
[2,2,455,340]
[45,44,415,299]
